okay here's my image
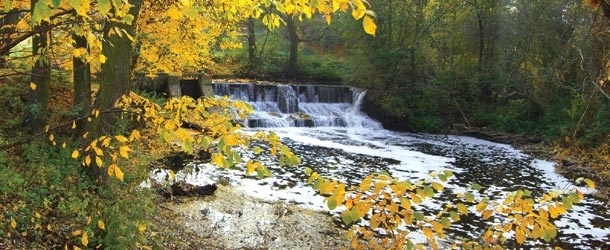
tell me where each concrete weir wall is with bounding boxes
[133,73,213,99]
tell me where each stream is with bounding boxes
[155,82,610,249]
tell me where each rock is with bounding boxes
[163,181,217,197]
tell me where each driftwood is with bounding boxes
[160,182,217,198]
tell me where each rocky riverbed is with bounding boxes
[154,184,349,249]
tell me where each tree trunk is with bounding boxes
[476,9,484,76]
[87,0,143,178]
[0,9,20,67]
[286,16,299,77]
[247,17,257,72]
[72,32,91,121]
[25,0,51,131]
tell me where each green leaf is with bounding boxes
[424,186,435,197]
[449,211,460,222]
[341,210,353,225]
[443,170,453,178]
[327,198,337,210]
[470,183,482,191]
[438,174,447,182]
[465,192,475,203]
[313,178,322,190]
[32,1,52,25]
[252,147,263,154]
[305,167,313,176]
[569,193,580,204]
[377,170,391,177]
[98,0,111,15]
[413,212,424,221]
[4,0,9,13]
[184,139,193,153]
[181,6,199,19]
[121,14,134,25]
[111,0,121,10]
[201,136,210,150]
[217,138,226,151]
[441,217,451,228]
[562,196,573,210]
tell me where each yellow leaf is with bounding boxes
[515,228,525,244]
[169,170,175,180]
[30,82,37,90]
[35,212,41,219]
[457,203,468,215]
[72,150,79,159]
[95,156,103,167]
[352,9,365,20]
[583,178,595,189]
[482,209,494,219]
[85,155,91,166]
[74,246,81,250]
[476,201,488,213]
[47,224,51,231]
[81,231,88,246]
[115,166,124,181]
[87,216,91,225]
[138,223,146,232]
[98,220,105,230]
[10,217,16,229]
[167,6,182,19]
[115,135,128,143]
[62,142,66,148]
[100,54,107,63]
[94,147,103,156]
[129,130,140,141]
[108,164,116,176]
[548,205,558,219]
[431,182,444,191]
[422,227,433,239]
[119,146,130,159]
[49,134,54,142]
[410,192,422,204]
[72,230,82,236]
[433,221,445,238]
[400,197,411,210]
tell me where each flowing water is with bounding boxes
[162,82,610,248]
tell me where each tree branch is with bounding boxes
[0,107,142,151]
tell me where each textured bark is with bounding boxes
[0,9,20,67]
[72,33,91,119]
[24,0,51,131]
[286,16,299,77]
[87,0,143,177]
[247,17,257,70]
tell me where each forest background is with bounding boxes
[0,0,608,249]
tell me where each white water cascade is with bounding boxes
[213,82,382,129]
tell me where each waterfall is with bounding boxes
[213,82,381,129]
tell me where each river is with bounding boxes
[159,82,610,249]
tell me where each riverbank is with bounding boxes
[450,124,610,199]
[150,185,348,249]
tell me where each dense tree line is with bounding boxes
[239,0,609,148]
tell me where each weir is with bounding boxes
[212,82,381,129]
